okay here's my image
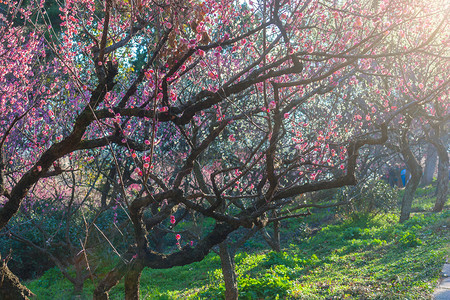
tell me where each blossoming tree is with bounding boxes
[0,0,447,298]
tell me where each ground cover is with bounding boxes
[27,206,449,299]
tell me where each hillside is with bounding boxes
[27,206,449,299]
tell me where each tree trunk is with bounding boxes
[433,142,449,212]
[272,220,281,252]
[93,263,128,300]
[100,166,116,208]
[72,261,85,297]
[421,144,437,186]
[0,254,35,300]
[399,145,422,223]
[261,223,281,252]
[219,242,238,300]
[72,281,83,299]
[124,263,144,300]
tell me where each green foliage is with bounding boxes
[26,267,92,299]
[336,179,398,217]
[262,251,297,268]
[26,209,449,299]
[341,226,361,239]
[398,231,423,247]
[0,198,134,286]
[261,251,319,271]
[198,272,291,300]
[196,212,447,299]
[0,202,71,279]
[239,275,290,299]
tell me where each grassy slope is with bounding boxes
[27,201,449,299]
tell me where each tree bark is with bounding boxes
[93,263,128,300]
[272,219,281,252]
[0,254,35,300]
[72,258,85,297]
[421,144,437,186]
[124,263,144,300]
[73,281,83,298]
[219,242,238,300]
[399,145,422,223]
[261,223,281,252]
[433,141,449,212]
[100,166,116,208]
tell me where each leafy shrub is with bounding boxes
[262,251,319,270]
[199,274,291,300]
[398,231,423,247]
[235,252,249,264]
[348,238,387,251]
[197,284,225,299]
[336,179,398,216]
[0,197,132,281]
[239,275,290,299]
[341,227,361,239]
[0,206,65,279]
[302,254,320,267]
[262,251,296,268]
[402,214,436,228]
[200,251,294,300]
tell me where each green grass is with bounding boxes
[26,254,222,299]
[405,182,450,212]
[26,210,449,299]
[198,211,449,299]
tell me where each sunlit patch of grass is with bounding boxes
[198,211,449,299]
[26,210,449,299]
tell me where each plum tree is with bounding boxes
[0,0,448,298]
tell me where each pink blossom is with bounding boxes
[208,71,217,80]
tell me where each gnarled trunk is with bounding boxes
[421,144,437,186]
[399,144,422,223]
[219,242,238,300]
[433,142,449,212]
[0,254,35,300]
[124,263,144,300]
[272,219,281,252]
[73,281,84,298]
[72,257,87,297]
[262,218,281,252]
[93,263,128,300]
